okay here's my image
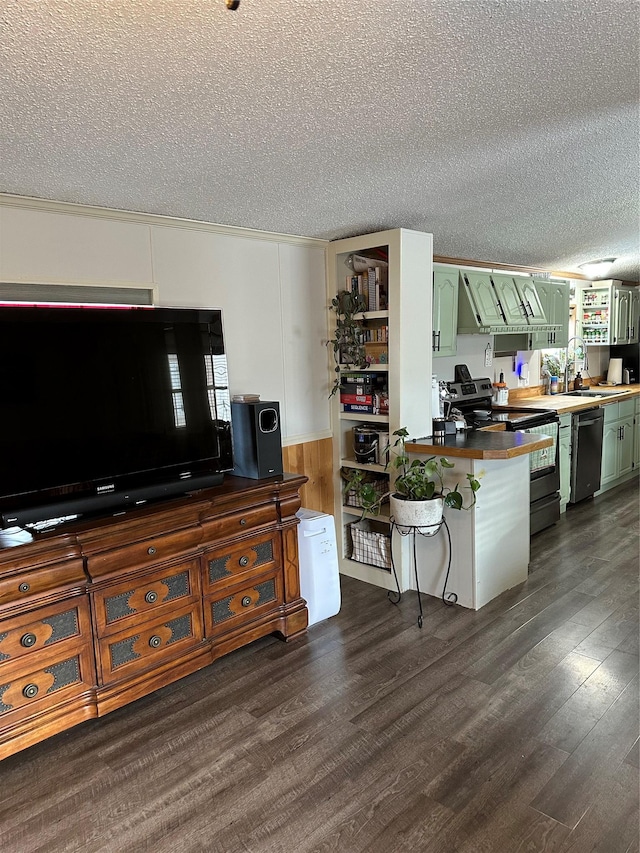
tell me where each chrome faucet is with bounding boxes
[565,336,588,391]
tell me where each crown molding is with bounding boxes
[0,193,329,249]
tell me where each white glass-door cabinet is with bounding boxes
[327,229,433,592]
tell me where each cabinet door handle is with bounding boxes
[20,632,37,648]
[239,518,247,526]
[144,590,158,604]
[149,635,162,648]
[22,683,39,699]
[147,546,157,556]
[239,556,249,567]
[241,596,252,607]
[18,582,30,593]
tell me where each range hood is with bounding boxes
[457,270,557,335]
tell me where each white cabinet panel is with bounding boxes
[151,225,286,418]
[559,413,572,509]
[0,207,153,285]
[278,243,330,439]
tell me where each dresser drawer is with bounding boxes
[0,646,95,726]
[0,596,93,674]
[96,602,204,685]
[203,532,280,593]
[201,502,279,543]
[0,559,87,610]
[204,571,283,638]
[91,558,201,638]
[85,527,202,580]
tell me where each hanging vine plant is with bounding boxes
[328,289,368,397]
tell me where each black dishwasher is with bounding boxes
[570,407,604,503]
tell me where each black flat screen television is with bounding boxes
[0,304,233,530]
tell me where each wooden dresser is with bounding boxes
[0,474,308,760]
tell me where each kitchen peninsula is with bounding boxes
[404,427,553,611]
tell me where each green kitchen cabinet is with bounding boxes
[432,266,458,357]
[530,279,570,349]
[600,399,636,490]
[612,285,632,345]
[458,269,553,336]
[490,273,547,327]
[629,288,640,344]
[612,284,640,345]
[461,270,505,327]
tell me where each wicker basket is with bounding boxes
[349,519,391,570]
[344,473,389,508]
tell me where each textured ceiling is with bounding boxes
[1,0,639,280]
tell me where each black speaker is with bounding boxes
[231,401,283,479]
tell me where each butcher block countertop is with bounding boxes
[496,384,640,415]
[407,429,553,461]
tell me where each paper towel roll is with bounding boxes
[607,358,623,385]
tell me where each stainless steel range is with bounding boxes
[445,378,561,535]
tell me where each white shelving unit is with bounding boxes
[327,229,433,591]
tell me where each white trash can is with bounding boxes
[296,508,341,626]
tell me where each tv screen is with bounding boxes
[0,304,233,529]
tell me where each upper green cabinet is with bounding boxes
[460,271,505,328]
[491,273,546,326]
[611,284,639,345]
[432,266,458,357]
[456,268,569,348]
[529,278,570,348]
[458,269,555,335]
[629,288,640,344]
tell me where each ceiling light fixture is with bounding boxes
[578,257,616,279]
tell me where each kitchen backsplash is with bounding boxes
[436,335,609,390]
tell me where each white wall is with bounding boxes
[0,195,330,443]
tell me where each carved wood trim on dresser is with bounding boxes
[0,473,308,759]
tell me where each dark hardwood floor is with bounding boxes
[1,479,638,853]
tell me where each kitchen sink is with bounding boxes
[565,388,629,397]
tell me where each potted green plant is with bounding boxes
[327,290,368,397]
[343,427,481,531]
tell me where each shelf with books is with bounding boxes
[328,229,432,590]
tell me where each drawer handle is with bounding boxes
[20,632,37,648]
[239,556,249,567]
[22,683,39,699]
[241,595,252,608]
[149,635,162,648]
[18,582,30,593]
[147,546,157,556]
[239,517,247,526]
[145,590,158,604]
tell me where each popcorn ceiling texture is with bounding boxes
[1,0,638,280]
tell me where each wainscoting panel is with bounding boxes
[283,438,334,515]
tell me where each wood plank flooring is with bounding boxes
[1,479,638,853]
